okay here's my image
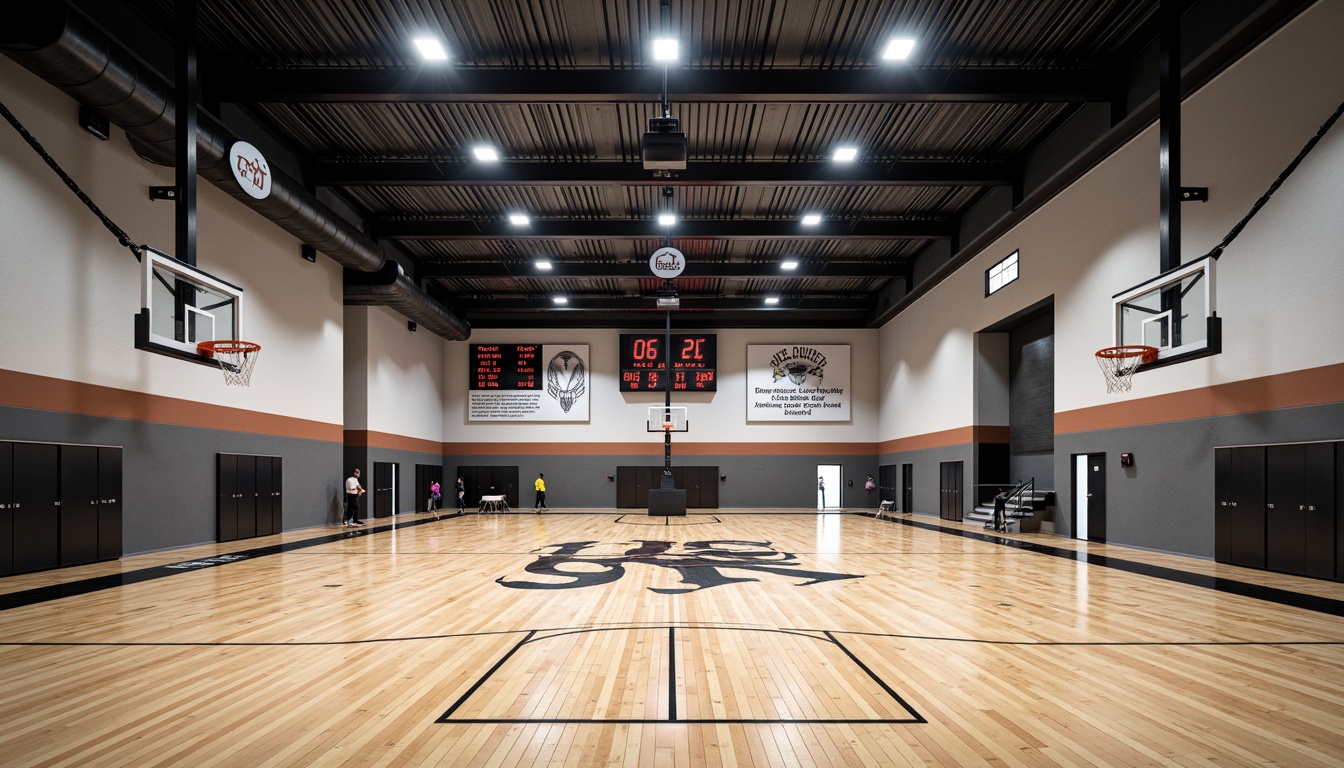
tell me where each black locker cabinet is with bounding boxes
[1266,443,1334,579]
[255,456,273,536]
[97,447,123,561]
[236,455,257,538]
[939,461,964,521]
[218,454,238,542]
[13,443,60,573]
[1214,446,1266,569]
[1338,444,1344,582]
[59,445,100,566]
[0,442,12,575]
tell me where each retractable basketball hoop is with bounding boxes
[198,340,261,386]
[1095,345,1157,393]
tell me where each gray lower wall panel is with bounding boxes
[2,406,342,555]
[445,453,880,509]
[878,443,977,517]
[1054,402,1344,557]
[352,447,445,514]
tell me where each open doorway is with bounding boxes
[816,464,841,510]
[1073,453,1106,541]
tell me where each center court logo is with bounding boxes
[496,540,862,593]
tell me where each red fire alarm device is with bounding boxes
[1120,453,1134,467]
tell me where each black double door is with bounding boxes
[218,454,282,542]
[0,441,122,575]
[616,466,719,509]
[372,461,399,517]
[939,461,964,521]
[1214,446,1266,568]
[457,466,520,509]
[1215,442,1338,580]
[1265,443,1334,579]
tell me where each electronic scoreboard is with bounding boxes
[619,333,717,391]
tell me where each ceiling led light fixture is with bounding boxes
[658,214,677,227]
[832,146,858,162]
[472,146,499,162]
[801,213,822,226]
[413,37,449,62]
[781,260,798,270]
[552,296,568,305]
[882,37,916,61]
[535,259,552,270]
[652,37,679,62]
[765,297,780,305]
[508,214,530,226]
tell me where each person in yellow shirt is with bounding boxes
[534,472,547,512]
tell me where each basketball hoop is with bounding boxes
[1095,345,1157,393]
[198,340,261,386]
[662,421,675,432]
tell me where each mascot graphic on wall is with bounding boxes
[770,346,827,385]
[546,350,587,413]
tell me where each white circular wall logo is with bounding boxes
[649,246,686,279]
[229,141,272,200]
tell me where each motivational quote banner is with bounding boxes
[746,344,851,422]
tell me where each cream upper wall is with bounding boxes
[445,327,879,443]
[363,304,446,443]
[878,0,1344,438]
[0,56,346,424]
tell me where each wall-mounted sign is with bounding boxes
[619,333,716,391]
[229,141,271,200]
[648,246,686,279]
[469,344,589,421]
[746,344,851,421]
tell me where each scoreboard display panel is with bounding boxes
[469,344,541,389]
[619,334,717,391]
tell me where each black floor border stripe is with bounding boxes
[857,512,1344,617]
[0,512,464,612]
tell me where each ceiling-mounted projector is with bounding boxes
[643,116,687,170]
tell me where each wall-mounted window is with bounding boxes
[986,250,1019,296]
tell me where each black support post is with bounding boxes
[1158,1,1181,273]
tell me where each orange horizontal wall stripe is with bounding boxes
[1056,362,1344,434]
[0,368,343,442]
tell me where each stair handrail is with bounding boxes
[1006,477,1034,517]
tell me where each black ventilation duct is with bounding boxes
[0,2,470,341]
[642,116,687,170]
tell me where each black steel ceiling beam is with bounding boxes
[309,160,1017,188]
[214,67,1109,104]
[447,295,873,312]
[417,261,906,279]
[373,219,954,240]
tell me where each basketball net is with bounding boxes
[199,341,261,386]
[1095,346,1157,394]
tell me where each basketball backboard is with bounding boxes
[135,246,243,366]
[1112,255,1220,367]
[646,405,689,432]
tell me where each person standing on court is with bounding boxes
[534,472,548,512]
[344,469,366,526]
[993,488,1008,532]
[456,477,466,513]
[429,479,440,512]
[818,476,826,509]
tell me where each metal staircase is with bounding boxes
[967,478,1053,532]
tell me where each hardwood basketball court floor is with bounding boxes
[2,510,1343,766]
